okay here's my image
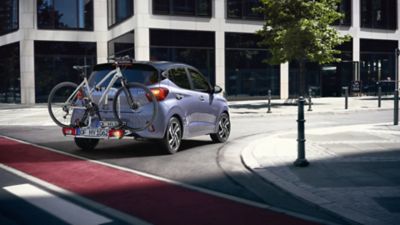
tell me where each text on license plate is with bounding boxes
[78,128,108,137]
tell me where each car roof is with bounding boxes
[93,61,193,72]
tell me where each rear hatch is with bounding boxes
[85,63,161,123]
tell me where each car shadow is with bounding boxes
[74,138,216,159]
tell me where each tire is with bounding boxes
[113,82,158,131]
[48,82,79,127]
[161,117,182,154]
[210,112,230,143]
[74,137,99,150]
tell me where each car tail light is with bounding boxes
[109,129,124,139]
[76,89,84,100]
[62,127,76,136]
[147,87,169,101]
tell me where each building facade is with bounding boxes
[0,0,399,104]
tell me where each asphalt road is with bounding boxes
[0,109,393,224]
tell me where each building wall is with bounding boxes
[0,0,400,103]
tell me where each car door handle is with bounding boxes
[176,93,184,100]
[199,96,205,101]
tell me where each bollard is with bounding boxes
[267,89,272,113]
[395,89,399,125]
[308,88,313,111]
[378,86,382,108]
[343,86,349,110]
[395,48,399,125]
[294,96,309,167]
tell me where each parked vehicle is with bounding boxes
[48,60,230,154]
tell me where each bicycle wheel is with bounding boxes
[113,82,158,131]
[48,82,86,127]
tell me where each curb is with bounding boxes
[240,124,396,225]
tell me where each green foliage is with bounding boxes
[257,0,351,65]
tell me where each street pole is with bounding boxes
[378,85,382,108]
[394,49,399,125]
[343,87,349,110]
[267,89,272,113]
[294,96,309,167]
[308,88,313,111]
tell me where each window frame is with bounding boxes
[37,0,94,31]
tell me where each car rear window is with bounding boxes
[89,64,159,88]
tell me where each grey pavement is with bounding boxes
[0,96,395,125]
[242,123,400,225]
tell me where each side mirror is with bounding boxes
[213,85,223,94]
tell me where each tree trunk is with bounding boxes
[298,60,306,97]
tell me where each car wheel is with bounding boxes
[74,138,99,150]
[210,113,230,143]
[162,117,182,154]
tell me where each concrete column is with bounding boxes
[215,31,225,88]
[352,0,360,62]
[94,0,108,63]
[134,0,150,60]
[20,40,35,104]
[280,62,289,99]
[214,0,225,88]
[19,0,35,104]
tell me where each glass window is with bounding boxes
[227,0,264,20]
[361,0,397,30]
[37,0,93,30]
[34,41,97,103]
[360,39,398,95]
[173,0,195,15]
[153,0,211,17]
[225,32,280,98]
[334,0,351,26]
[168,68,191,89]
[189,69,210,92]
[150,29,215,85]
[108,0,134,27]
[0,0,19,35]
[108,30,134,58]
[89,64,158,88]
[0,42,20,103]
[289,40,353,97]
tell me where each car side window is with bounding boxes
[188,69,210,93]
[168,67,191,89]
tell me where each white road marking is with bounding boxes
[3,184,112,225]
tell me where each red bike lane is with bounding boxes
[0,136,320,225]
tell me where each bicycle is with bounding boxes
[47,56,158,131]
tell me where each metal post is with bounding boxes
[343,87,349,110]
[267,89,272,113]
[308,88,313,111]
[394,49,399,125]
[294,96,309,167]
[378,85,382,108]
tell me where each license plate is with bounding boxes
[100,121,119,128]
[78,128,109,138]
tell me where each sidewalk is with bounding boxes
[242,123,400,225]
[229,96,393,117]
[0,96,395,126]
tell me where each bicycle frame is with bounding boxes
[65,66,125,108]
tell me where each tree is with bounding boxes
[257,0,350,96]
